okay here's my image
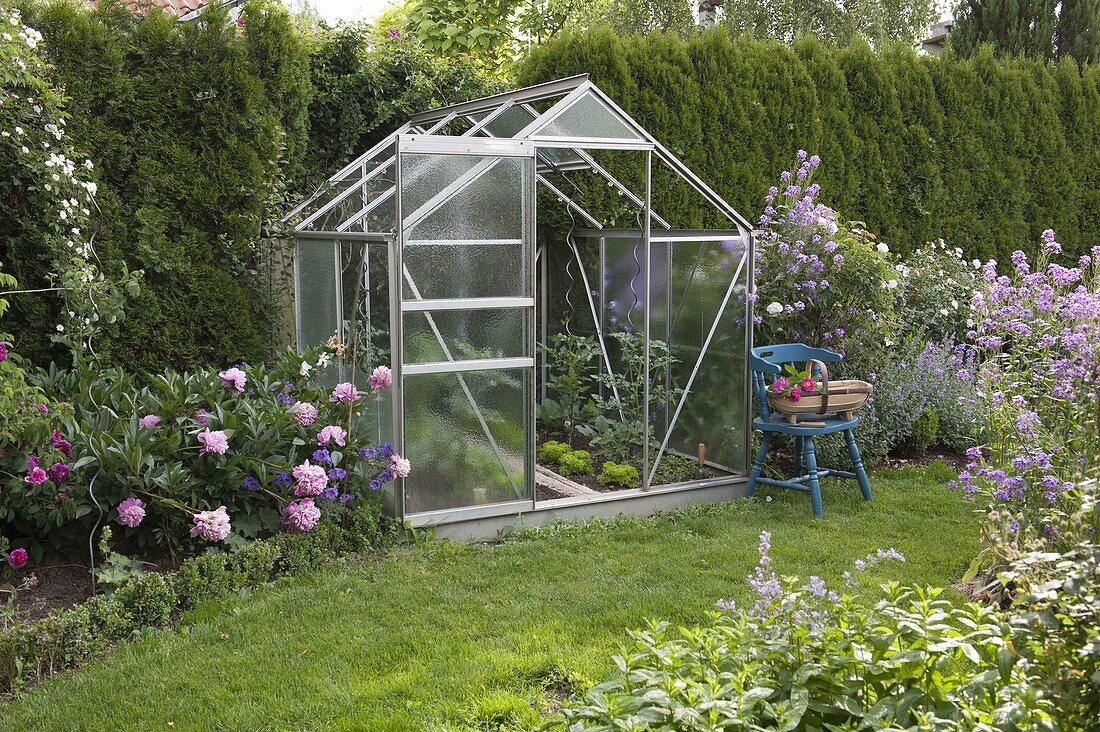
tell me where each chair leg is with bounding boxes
[793,436,804,477]
[845,429,872,501]
[746,433,770,498]
[804,437,823,518]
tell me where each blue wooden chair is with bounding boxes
[747,343,872,517]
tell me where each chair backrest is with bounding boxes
[750,343,843,419]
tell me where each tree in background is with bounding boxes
[720,0,939,47]
[951,0,1100,61]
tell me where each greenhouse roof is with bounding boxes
[285,75,753,235]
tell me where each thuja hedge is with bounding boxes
[519,30,1100,262]
[0,499,399,696]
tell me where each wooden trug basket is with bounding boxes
[767,359,872,424]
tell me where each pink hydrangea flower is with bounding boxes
[283,498,321,532]
[197,428,229,455]
[316,425,347,447]
[289,401,318,426]
[139,414,161,429]
[329,382,360,403]
[218,367,247,393]
[24,467,47,485]
[116,497,146,528]
[391,454,411,478]
[292,460,328,497]
[369,365,393,390]
[190,505,231,542]
[7,548,27,570]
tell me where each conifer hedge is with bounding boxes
[519,30,1100,261]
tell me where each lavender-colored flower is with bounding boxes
[242,475,261,491]
[328,467,347,481]
[116,497,146,527]
[319,486,339,502]
[338,493,355,504]
[312,448,332,465]
[139,414,161,429]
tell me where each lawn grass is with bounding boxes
[0,462,977,731]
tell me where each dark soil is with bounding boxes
[4,562,94,624]
[881,445,968,471]
[535,483,571,501]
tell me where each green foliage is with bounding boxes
[538,440,572,463]
[894,241,980,343]
[539,333,600,442]
[404,0,516,67]
[557,450,593,476]
[597,461,639,488]
[94,526,144,590]
[519,32,1100,263]
[951,0,1057,60]
[10,0,310,372]
[899,408,939,456]
[722,0,937,47]
[561,584,1055,730]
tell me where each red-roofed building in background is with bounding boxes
[87,0,244,22]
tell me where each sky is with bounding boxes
[307,0,397,23]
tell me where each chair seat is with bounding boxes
[753,413,860,435]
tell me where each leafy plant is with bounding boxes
[578,332,682,464]
[597,461,639,488]
[93,526,143,591]
[898,408,939,457]
[538,440,571,464]
[540,333,600,444]
[557,450,593,477]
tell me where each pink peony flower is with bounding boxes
[316,425,347,447]
[788,387,803,402]
[139,414,161,429]
[329,382,360,403]
[197,428,229,456]
[116,497,146,528]
[283,498,321,532]
[218,367,247,393]
[194,409,208,426]
[289,401,318,426]
[190,505,231,542]
[7,548,27,569]
[51,429,72,458]
[292,460,328,497]
[48,463,70,484]
[369,365,393,390]
[25,467,47,485]
[391,454,411,478]
[800,377,816,392]
[771,376,789,394]
[0,341,7,362]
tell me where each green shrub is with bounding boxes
[112,573,177,628]
[557,450,593,476]
[597,461,640,488]
[538,440,571,464]
[897,408,939,457]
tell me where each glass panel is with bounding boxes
[403,368,529,513]
[400,154,528,299]
[403,309,525,363]
[533,92,642,141]
[652,238,749,483]
[295,239,338,351]
[478,105,537,138]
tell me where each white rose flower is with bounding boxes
[876,243,889,254]
[766,301,783,316]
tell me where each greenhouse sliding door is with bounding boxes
[394,136,536,516]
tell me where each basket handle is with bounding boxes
[805,359,830,415]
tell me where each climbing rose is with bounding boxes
[292,460,328,497]
[26,455,39,471]
[190,506,231,542]
[369,365,393,390]
[48,462,69,484]
[391,454,411,479]
[24,467,47,485]
[0,342,6,362]
[283,498,321,532]
[218,367,247,393]
[316,425,347,447]
[7,548,27,569]
[116,497,146,528]
[197,428,229,456]
[329,382,360,403]
[289,401,318,426]
[138,414,161,429]
[766,301,783,316]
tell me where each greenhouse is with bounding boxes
[286,75,755,537]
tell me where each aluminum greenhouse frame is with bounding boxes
[286,75,756,538]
